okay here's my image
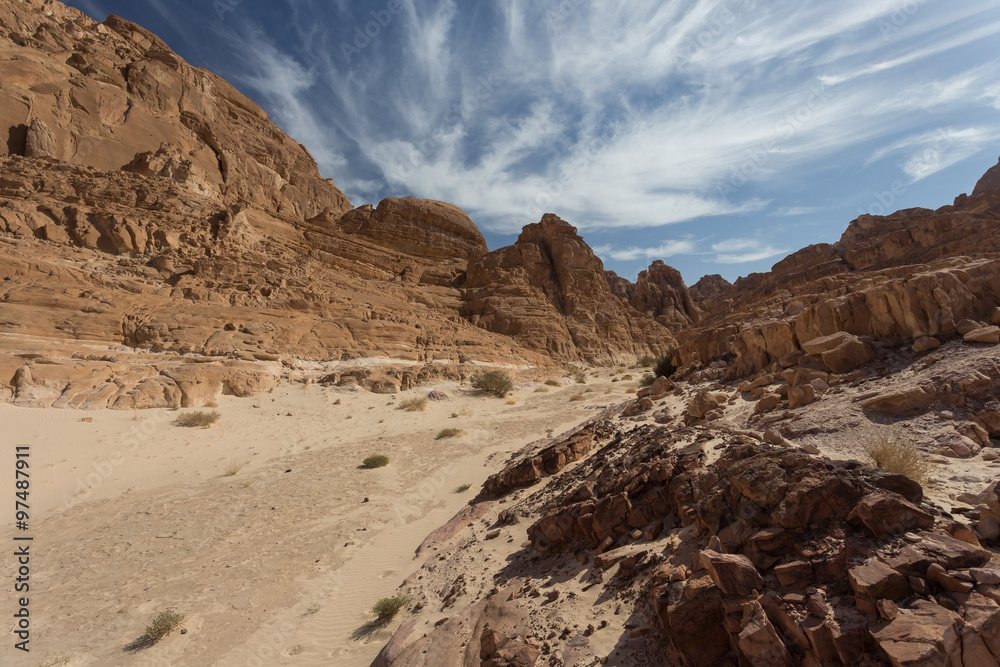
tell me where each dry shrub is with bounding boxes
[126,609,184,650]
[544,379,561,387]
[174,410,220,428]
[372,596,408,621]
[471,370,514,397]
[437,428,464,439]
[569,393,585,402]
[398,397,427,412]
[224,458,244,476]
[860,424,934,486]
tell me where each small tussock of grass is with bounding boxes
[127,609,184,651]
[454,483,472,493]
[174,410,221,428]
[363,454,390,468]
[398,397,427,412]
[534,386,549,393]
[471,370,514,397]
[437,428,464,439]
[372,596,408,621]
[573,371,587,384]
[569,393,586,402]
[860,425,934,486]
[639,374,656,386]
[506,399,517,405]
[621,375,634,381]
[204,400,218,408]
[224,458,244,476]
[544,379,561,387]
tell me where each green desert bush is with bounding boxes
[363,454,390,468]
[861,425,934,486]
[637,355,657,367]
[471,370,514,397]
[573,371,587,384]
[437,428,464,439]
[639,374,655,386]
[398,397,427,412]
[454,483,472,493]
[174,410,220,428]
[372,596,408,621]
[654,349,678,379]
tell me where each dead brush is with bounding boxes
[858,424,935,487]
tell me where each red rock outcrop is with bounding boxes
[380,408,1000,666]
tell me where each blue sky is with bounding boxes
[66,0,1000,284]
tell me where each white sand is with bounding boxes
[0,371,637,666]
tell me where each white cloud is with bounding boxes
[868,126,1000,182]
[224,31,347,172]
[593,240,698,262]
[711,238,789,264]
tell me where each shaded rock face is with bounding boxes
[462,214,676,363]
[338,197,488,261]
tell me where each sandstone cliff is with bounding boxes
[0,0,675,408]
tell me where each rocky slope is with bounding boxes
[375,346,1000,666]
[0,0,673,409]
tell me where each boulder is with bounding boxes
[694,550,765,597]
[965,326,1000,344]
[849,559,910,617]
[872,600,963,667]
[912,336,941,353]
[847,493,934,538]
[860,387,935,415]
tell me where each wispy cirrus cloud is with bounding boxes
[712,239,790,264]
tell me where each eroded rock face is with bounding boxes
[462,214,676,363]
[339,197,488,261]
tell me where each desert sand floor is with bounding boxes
[0,369,634,666]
